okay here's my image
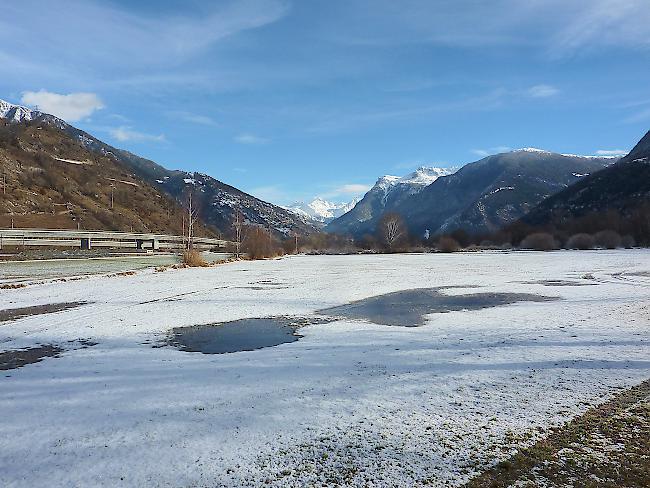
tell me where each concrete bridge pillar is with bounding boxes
[151,238,160,251]
[136,239,144,250]
[80,238,91,250]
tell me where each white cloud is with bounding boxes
[109,126,166,143]
[471,146,512,157]
[624,107,650,124]
[20,90,104,121]
[235,133,269,144]
[595,149,628,157]
[1,1,289,72]
[336,184,371,194]
[247,185,287,203]
[527,84,559,98]
[169,111,218,126]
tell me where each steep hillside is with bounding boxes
[0,119,212,234]
[0,99,316,237]
[326,167,453,235]
[520,131,650,242]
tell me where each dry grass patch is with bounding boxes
[465,379,650,488]
[182,250,208,267]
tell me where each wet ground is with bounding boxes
[0,302,87,322]
[520,279,598,287]
[167,317,330,354]
[0,339,97,371]
[166,288,558,355]
[319,288,558,327]
[0,345,63,370]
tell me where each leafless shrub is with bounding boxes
[437,236,460,253]
[242,225,284,259]
[594,230,622,249]
[566,233,595,250]
[621,235,636,249]
[520,232,557,251]
[182,249,208,267]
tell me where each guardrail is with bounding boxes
[0,229,231,251]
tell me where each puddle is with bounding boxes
[0,302,87,323]
[164,289,557,354]
[167,316,330,354]
[319,288,558,327]
[0,344,63,370]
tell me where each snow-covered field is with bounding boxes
[1,251,649,487]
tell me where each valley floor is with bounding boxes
[0,251,649,487]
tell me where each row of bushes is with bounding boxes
[520,230,635,251]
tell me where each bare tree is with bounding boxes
[185,191,199,250]
[378,212,406,250]
[232,209,244,259]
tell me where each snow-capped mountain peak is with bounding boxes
[373,166,454,196]
[398,166,453,185]
[285,197,360,224]
[0,98,68,129]
[0,99,42,123]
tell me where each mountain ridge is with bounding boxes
[0,99,317,237]
[327,150,616,238]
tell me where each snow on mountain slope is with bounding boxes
[326,166,455,234]
[285,197,360,224]
[0,99,67,128]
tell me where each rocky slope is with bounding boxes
[520,131,650,240]
[0,119,211,234]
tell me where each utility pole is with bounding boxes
[2,173,5,195]
[110,185,114,209]
[294,233,298,254]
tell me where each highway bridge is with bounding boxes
[0,229,230,251]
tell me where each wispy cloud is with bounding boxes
[336,184,371,194]
[548,0,650,56]
[168,111,218,126]
[109,126,166,143]
[20,90,104,121]
[234,133,270,144]
[326,1,650,56]
[471,146,512,158]
[595,149,628,157]
[0,0,289,77]
[527,84,559,98]
[623,107,650,124]
[247,185,287,203]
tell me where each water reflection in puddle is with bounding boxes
[165,288,558,354]
[167,317,330,354]
[319,288,557,327]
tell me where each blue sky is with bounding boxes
[2,0,650,205]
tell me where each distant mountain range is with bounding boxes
[285,197,359,225]
[327,151,616,238]
[326,167,453,235]
[520,130,650,236]
[0,99,317,237]
[3,98,646,245]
